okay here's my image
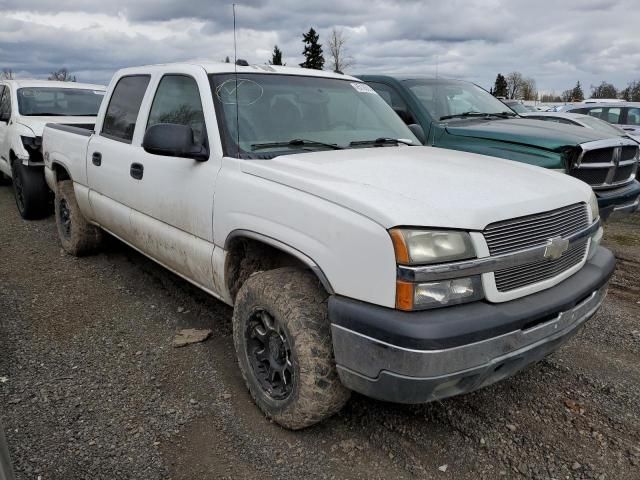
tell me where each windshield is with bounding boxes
[404,79,516,120]
[579,115,628,136]
[210,73,418,158]
[17,87,104,116]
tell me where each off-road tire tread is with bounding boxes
[233,267,350,430]
[55,180,102,256]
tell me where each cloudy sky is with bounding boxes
[1,0,639,94]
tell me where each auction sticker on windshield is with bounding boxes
[351,83,376,94]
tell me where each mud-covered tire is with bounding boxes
[11,161,50,219]
[55,180,102,256]
[233,267,350,430]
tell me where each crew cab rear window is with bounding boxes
[102,75,150,143]
[147,75,205,146]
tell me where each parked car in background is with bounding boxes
[0,80,106,219]
[521,111,633,138]
[562,102,640,142]
[357,75,640,217]
[43,62,613,429]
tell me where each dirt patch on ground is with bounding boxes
[1,186,639,479]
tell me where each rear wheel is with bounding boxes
[55,180,102,256]
[233,267,350,430]
[11,161,50,219]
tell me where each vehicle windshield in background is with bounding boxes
[210,73,418,158]
[17,88,104,116]
[404,79,517,121]
[504,102,529,114]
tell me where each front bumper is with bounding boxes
[596,180,640,219]
[329,247,615,403]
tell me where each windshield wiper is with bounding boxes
[349,137,414,147]
[439,111,517,120]
[251,139,344,151]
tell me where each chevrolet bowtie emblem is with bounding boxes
[543,237,569,260]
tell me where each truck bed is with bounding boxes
[42,123,94,189]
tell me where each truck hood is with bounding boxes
[241,146,592,230]
[17,116,96,136]
[445,118,609,150]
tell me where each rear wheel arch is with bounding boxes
[223,230,334,302]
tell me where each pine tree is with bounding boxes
[270,45,283,66]
[300,28,325,70]
[493,73,508,97]
[571,81,584,101]
[225,56,230,63]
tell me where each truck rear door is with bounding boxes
[86,75,151,240]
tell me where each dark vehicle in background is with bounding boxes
[357,75,640,217]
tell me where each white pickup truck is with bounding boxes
[42,62,614,429]
[0,80,105,219]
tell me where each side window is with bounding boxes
[101,75,150,143]
[0,86,11,119]
[604,107,621,124]
[626,108,640,126]
[147,75,205,145]
[367,82,415,124]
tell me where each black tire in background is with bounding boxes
[0,422,15,480]
[0,171,11,186]
[233,267,350,430]
[54,180,102,256]
[10,161,50,220]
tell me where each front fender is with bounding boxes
[214,161,398,308]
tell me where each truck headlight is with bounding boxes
[396,276,483,310]
[588,192,599,222]
[21,135,43,151]
[389,229,475,265]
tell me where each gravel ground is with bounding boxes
[1,185,639,480]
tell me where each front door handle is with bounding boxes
[92,152,102,166]
[130,162,144,180]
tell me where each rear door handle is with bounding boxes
[92,152,102,166]
[130,162,144,180]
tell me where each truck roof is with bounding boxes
[115,61,359,82]
[0,79,106,90]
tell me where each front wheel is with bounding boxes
[11,161,50,219]
[233,267,350,430]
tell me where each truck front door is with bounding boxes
[127,71,221,293]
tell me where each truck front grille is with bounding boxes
[484,203,590,292]
[570,145,638,189]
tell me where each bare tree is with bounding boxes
[505,71,524,99]
[328,28,353,73]
[48,68,76,82]
[1,69,13,80]
[520,77,537,101]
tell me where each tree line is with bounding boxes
[491,71,640,103]
[268,27,352,73]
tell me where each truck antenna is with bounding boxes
[233,3,240,159]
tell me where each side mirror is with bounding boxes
[408,124,426,145]
[142,123,208,161]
